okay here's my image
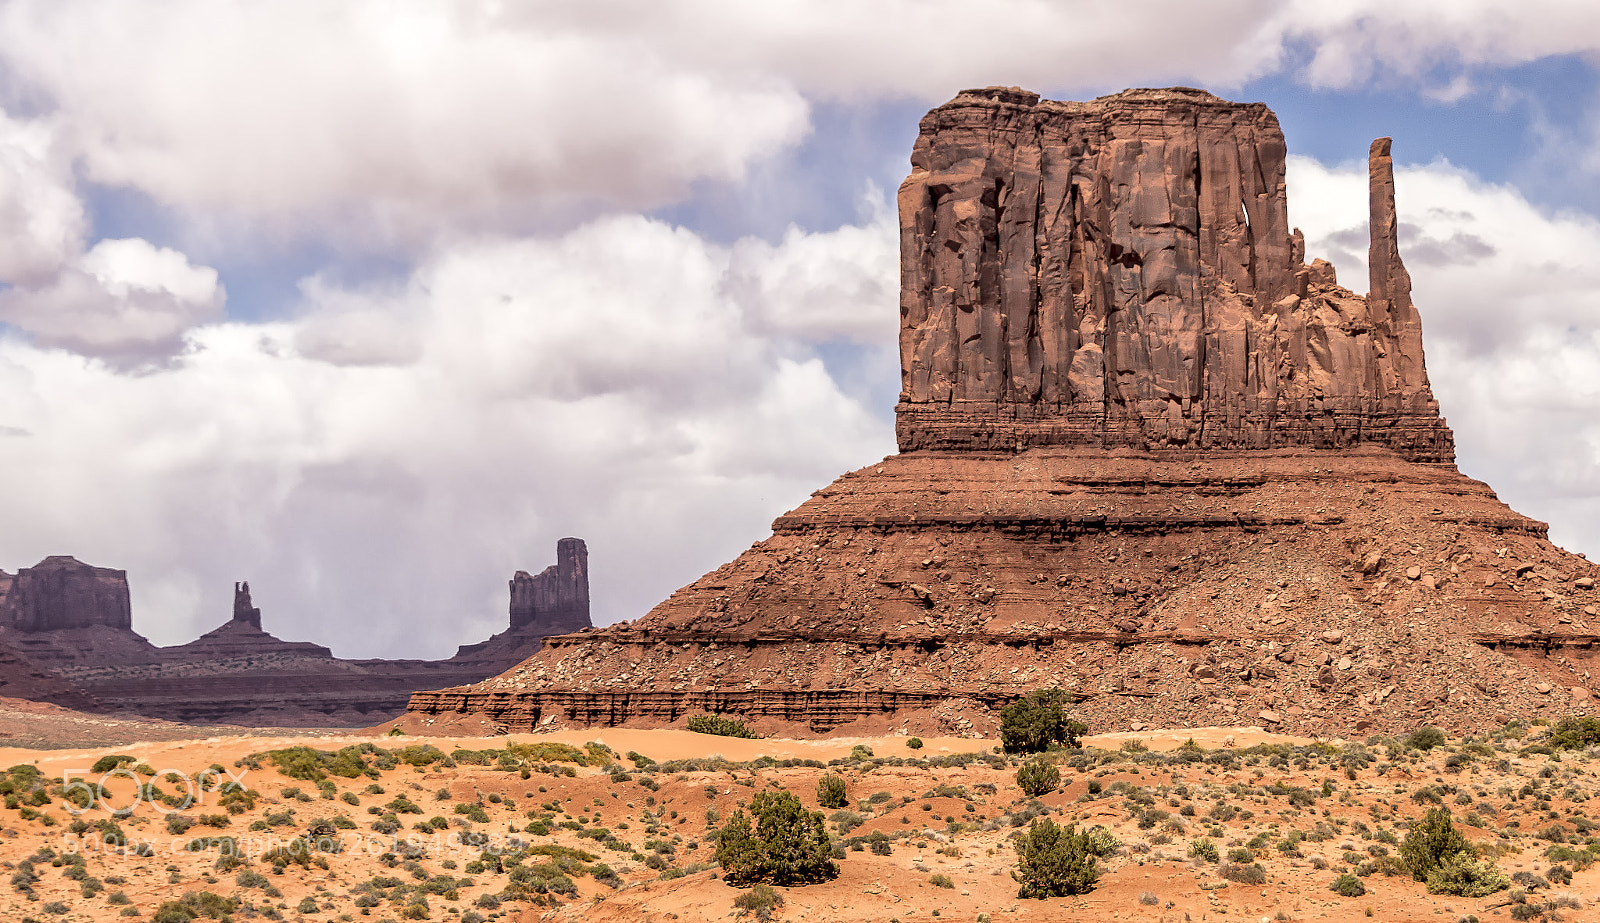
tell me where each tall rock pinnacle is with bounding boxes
[232,581,262,628]
[508,537,589,635]
[1367,137,1429,400]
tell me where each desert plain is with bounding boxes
[0,699,1592,923]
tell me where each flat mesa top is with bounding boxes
[944,85,1264,113]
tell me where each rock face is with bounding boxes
[0,556,134,632]
[509,537,590,635]
[408,88,1600,740]
[894,87,1451,463]
[0,541,593,726]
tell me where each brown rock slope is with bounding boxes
[408,87,1600,738]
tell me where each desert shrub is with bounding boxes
[258,745,370,781]
[151,891,237,922]
[454,802,490,823]
[1011,818,1098,898]
[1016,758,1061,797]
[816,775,849,809]
[1000,690,1086,753]
[929,873,955,888]
[906,738,923,749]
[1406,726,1448,751]
[1220,863,1267,885]
[1188,838,1219,862]
[1549,715,1600,750]
[1400,808,1472,883]
[1331,873,1366,896]
[715,791,837,887]
[166,814,194,835]
[687,714,756,738]
[1426,852,1509,897]
[1227,847,1253,863]
[732,883,784,921]
[91,755,138,774]
[1546,864,1572,885]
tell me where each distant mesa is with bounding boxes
[407,87,1598,739]
[0,539,593,726]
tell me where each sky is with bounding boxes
[1,1,1600,658]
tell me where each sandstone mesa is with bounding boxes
[408,87,1598,740]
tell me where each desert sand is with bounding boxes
[0,709,1590,923]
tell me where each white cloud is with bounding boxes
[1289,153,1600,561]
[4,1,1598,252]
[0,110,225,360]
[0,213,898,657]
[0,0,811,245]
[723,189,898,346]
[0,112,85,286]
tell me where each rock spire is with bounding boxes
[232,581,262,628]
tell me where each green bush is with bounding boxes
[1015,758,1061,797]
[1400,808,1472,883]
[929,873,955,888]
[687,714,756,738]
[91,755,137,774]
[715,791,838,887]
[1330,873,1365,896]
[906,738,923,750]
[1406,726,1447,751]
[1425,852,1509,897]
[1549,716,1600,750]
[1188,838,1219,862]
[999,689,1086,754]
[731,882,784,920]
[816,775,849,810]
[1011,818,1098,898]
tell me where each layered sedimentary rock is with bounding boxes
[1,541,593,726]
[0,556,159,665]
[408,87,1600,740]
[894,87,1450,463]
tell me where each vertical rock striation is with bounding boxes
[895,87,1452,462]
[509,537,590,636]
[0,556,133,632]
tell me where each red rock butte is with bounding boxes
[408,87,1600,738]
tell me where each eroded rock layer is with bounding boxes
[409,88,1597,738]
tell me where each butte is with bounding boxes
[408,87,1600,739]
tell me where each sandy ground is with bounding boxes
[0,714,1591,922]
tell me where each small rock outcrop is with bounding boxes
[408,88,1600,740]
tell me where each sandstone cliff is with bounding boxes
[408,88,1600,740]
[0,555,134,633]
[895,87,1451,462]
